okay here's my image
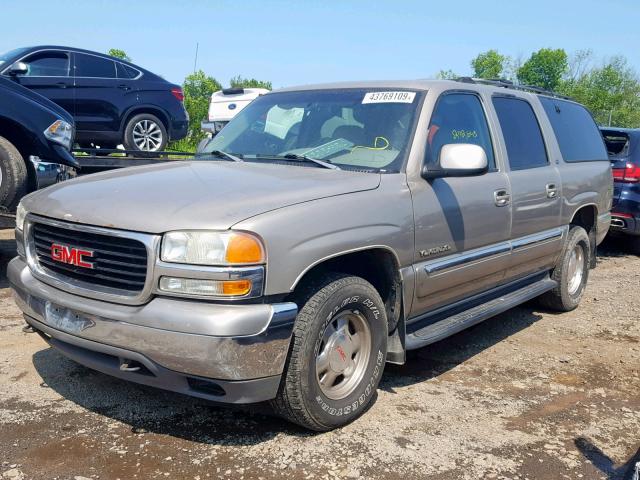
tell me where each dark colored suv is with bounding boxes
[0,76,78,211]
[0,46,188,153]
[601,128,640,252]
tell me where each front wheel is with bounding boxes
[273,274,388,431]
[123,113,167,155]
[539,225,590,312]
[0,136,28,211]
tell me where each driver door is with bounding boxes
[12,50,75,117]
[408,91,512,318]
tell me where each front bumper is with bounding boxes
[8,257,297,404]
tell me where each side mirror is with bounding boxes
[422,143,488,179]
[8,61,28,76]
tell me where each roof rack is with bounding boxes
[455,77,572,100]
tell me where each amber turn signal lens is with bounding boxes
[225,233,264,264]
[222,279,252,296]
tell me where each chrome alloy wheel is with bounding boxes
[315,309,372,400]
[132,119,163,151]
[567,244,585,295]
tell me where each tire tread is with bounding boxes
[272,273,384,431]
[0,136,28,211]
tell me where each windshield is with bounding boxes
[0,48,28,67]
[202,89,421,172]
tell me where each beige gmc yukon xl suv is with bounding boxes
[10,79,612,430]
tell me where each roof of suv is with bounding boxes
[7,45,160,80]
[275,78,576,102]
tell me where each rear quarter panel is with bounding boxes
[532,97,612,245]
[557,160,612,244]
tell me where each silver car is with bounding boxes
[9,79,612,431]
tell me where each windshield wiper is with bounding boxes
[280,153,340,170]
[196,150,244,162]
[284,153,340,170]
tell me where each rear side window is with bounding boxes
[116,62,140,79]
[426,92,495,169]
[22,52,70,76]
[74,53,116,78]
[493,96,548,170]
[540,97,607,162]
[601,130,631,158]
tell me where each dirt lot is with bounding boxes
[1,232,639,480]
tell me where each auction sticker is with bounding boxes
[362,91,416,104]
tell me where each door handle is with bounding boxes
[546,183,558,199]
[494,189,511,207]
[55,82,68,89]
[118,84,131,91]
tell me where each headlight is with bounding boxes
[161,231,265,265]
[158,277,252,297]
[15,202,27,232]
[44,119,73,150]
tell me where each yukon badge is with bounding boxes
[419,244,451,258]
[50,243,95,269]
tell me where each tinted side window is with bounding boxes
[23,52,70,76]
[601,130,631,158]
[74,53,116,78]
[426,93,495,169]
[540,97,607,162]
[116,62,140,79]
[493,97,548,170]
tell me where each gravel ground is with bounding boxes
[0,232,639,480]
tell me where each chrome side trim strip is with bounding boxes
[425,242,511,275]
[423,227,565,276]
[511,227,564,251]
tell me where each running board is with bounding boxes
[405,277,557,350]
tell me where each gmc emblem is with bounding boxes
[50,243,94,269]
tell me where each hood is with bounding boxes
[0,76,73,123]
[23,161,381,233]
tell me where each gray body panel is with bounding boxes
[20,161,380,233]
[10,79,612,404]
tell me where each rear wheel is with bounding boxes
[273,274,388,431]
[123,113,167,155]
[0,136,28,211]
[539,226,590,312]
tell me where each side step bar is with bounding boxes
[405,277,557,350]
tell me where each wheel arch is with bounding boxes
[120,105,170,135]
[0,116,38,192]
[569,203,598,268]
[288,246,404,333]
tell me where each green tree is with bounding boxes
[471,49,508,79]
[560,56,640,127]
[170,70,222,151]
[434,69,458,80]
[107,49,131,62]
[517,48,568,91]
[229,75,272,90]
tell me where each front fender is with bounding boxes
[232,174,415,296]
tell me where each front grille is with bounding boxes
[32,222,148,293]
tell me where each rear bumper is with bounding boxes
[201,120,226,135]
[169,118,188,141]
[609,213,640,236]
[8,257,297,404]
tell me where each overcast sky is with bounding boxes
[1,0,638,87]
